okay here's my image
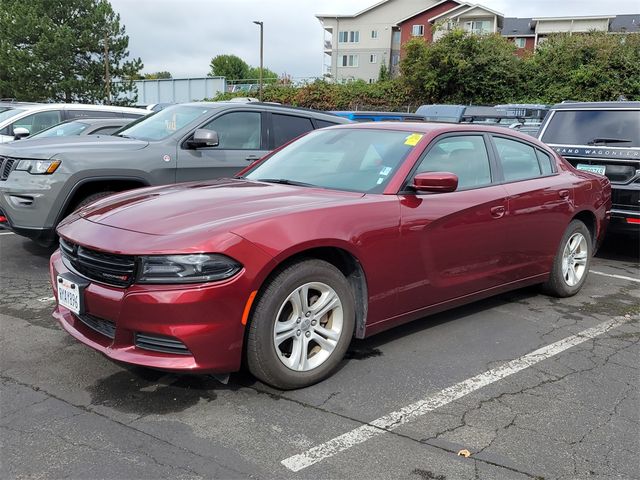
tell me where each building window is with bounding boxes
[371,30,378,39]
[341,55,359,67]
[391,54,400,66]
[514,37,526,48]
[370,54,377,63]
[392,30,401,44]
[411,25,424,36]
[464,20,491,34]
[338,31,359,43]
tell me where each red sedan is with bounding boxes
[50,123,611,389]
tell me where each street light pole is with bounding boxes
[253,21,264,101]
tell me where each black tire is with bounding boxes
[74,191,115,211]
[542,220,592,297]
[246,259,355,389]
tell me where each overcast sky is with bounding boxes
[109,0,639,79]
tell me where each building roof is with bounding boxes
[428,3,503,22]
[502,17,534,36]
[396,0,464,25]
[610,14,640,32]
[316,0,390,19]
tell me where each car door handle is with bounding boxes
[246,155,260,162]
[490,206,506,219]
[559,189,570,199]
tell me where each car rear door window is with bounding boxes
[416,135,492,190]
[11,110,63,135]
[493,137,542,182]
[202,111,261,149]
[315,119,340,129]
[536,149,554,175]
[272,114,314,148]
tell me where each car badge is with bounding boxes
[162,154,171,162]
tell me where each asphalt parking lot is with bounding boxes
[1,229,638,480]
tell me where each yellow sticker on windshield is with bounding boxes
[404,133,423,146]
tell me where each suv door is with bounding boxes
[398,134,510,312]
[177,110,268,182]
[490,135,574,276]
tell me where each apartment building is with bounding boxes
[503,14,640,54]
[316,0,439,83]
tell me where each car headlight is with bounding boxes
[138,254,242,284]
[15,159,61,174]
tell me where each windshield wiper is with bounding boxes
[587,137,632,145]
[257,178,317,188]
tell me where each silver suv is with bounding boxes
[0,101,348,245]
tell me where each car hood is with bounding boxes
[0,135,148,158]
[78,178,365,236]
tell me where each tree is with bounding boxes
[378,63,391,82]
[525,32,640,102]
[0,0,143,104]
[144,71,172,80]
[400,31,522,104]
[247,66,278,82]
[208,54,250,80]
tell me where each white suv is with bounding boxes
[0,102,146,143]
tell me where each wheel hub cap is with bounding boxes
[561,232,588,287]
[273,282,344,372]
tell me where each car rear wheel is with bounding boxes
[542,220,592,297]
[246,259,355,389]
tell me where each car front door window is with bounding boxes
[202,112,261,150]
[415,135,492,190]
[12,110,63,135]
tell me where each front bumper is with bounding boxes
[50,250,253,374]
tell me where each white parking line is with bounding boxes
[0,231,15,235]
[591,270,640,283]
[281,316,630,472]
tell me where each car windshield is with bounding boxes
[0,108,25,123]
[115,105,213,141]
[541,110,640,147]
[244,128,421,193]
[30,121,90,138]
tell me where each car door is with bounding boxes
[490,135,574,277]
[397,133,511,313]
[176,110,268,182]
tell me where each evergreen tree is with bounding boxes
[0,0,142,104]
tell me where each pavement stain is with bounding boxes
[411,468,446,480]
[345,345,383,360]
[87,368,220,415]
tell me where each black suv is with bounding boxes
[539,102,640,232]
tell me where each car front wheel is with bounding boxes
[246,259,355,389]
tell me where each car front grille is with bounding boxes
[0,156,16,181]
[135,333,191,355]
[59,237,137,287]
[77,313,116,339]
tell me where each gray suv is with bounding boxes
[0,101,348,245]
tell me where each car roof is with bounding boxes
[175,101,350,122]
[550,101,640,110]
[324,121,548,143]
[0,103,144,113]
[50,117,133,126]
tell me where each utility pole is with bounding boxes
[253,21,264,101]
[104,30,111,104]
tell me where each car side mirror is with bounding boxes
[412,172,458,193]
[188,128,219,148]
[13,127,30,140]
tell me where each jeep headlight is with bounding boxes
[15,159,61,174]
[138,254,242,284]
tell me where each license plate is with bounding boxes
[577,164,606,176]
[57,275,83,315]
